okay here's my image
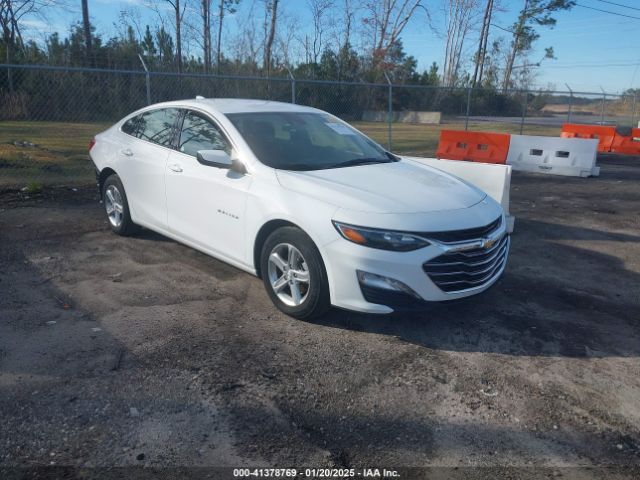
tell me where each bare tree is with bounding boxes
[215,0,240,74]
[202,0,211,71]
[363,0,423,69]
[80,0,92,65]
[163,0,187,72]
[308,0,334,64]
[471,0,493,87]
[480,37,503,87]
[229,0,261,73]
[263,0,278,76]
[501,0,574,92]
[275,7,300,67]
[1,0,46,90]
[441,0,478,87]
[341,0,355,49]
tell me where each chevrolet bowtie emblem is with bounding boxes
[483,237,497,249]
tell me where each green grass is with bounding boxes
[353,121,560,157]
[0,120,561,188]
[24,181,44,194]
[0,121,109,188]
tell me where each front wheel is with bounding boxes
[260,227,331,319]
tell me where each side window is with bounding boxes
[121,115,139,136]
[137,108,180,147]
[178,111,231,157]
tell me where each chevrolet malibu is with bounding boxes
[89,99,509,318]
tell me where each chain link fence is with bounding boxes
[1,64,637,188]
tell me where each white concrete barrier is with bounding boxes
[362,110,441,124]
[506,135,599,177]
[405,156,514,233]
[396,111,442,124]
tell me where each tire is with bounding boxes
[102,174,138,236]
[260,226,331,319]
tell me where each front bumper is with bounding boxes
[322,220,509,314]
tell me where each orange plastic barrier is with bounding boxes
[610,128,640,155]
[560,124,616,153]
[436,130,511,164]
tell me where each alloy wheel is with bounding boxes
[104,184,124,228]
[267,243,310,307]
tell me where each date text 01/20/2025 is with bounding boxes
[232,468,401,478]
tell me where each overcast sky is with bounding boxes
[22,0,640,94]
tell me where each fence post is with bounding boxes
[292,77,296,104]
[465,87,472,131]
[384,72,393,151]
[285,66,295,104]
[520,90,528,135]
[599,86,606,124]
[138,54,151,105]
[565,83,573,123]
[632,92,637,128]
[6,64,14,93]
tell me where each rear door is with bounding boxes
[117,108,181,230]
[165,110,251,263]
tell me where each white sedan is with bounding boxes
[89,99,509,318]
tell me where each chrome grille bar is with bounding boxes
[424,236,510,293]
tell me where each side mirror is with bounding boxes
[196,149,246,174]
[196,149,233,169]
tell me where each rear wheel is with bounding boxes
[102,174,138,236]
[260,227,331,319]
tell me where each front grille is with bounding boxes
[423,235,510,293]
[419,216,502,243]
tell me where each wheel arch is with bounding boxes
[98,167,117,193]
[253,219,300,278]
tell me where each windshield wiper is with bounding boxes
[278,163,328,171]
[331,157,394,169]
[278,155,398,171]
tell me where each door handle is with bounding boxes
[121,148,133,157]
[168,163,183,173]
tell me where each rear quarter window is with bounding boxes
[121,116,139,136]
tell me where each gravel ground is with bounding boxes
[1,155,639,479]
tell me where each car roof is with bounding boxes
[150,98,322,115]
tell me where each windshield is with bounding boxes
[226,111,396,171]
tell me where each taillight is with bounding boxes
[89,138,96,151]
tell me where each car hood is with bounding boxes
[275,159,486,214]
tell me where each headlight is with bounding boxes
[332,221,430,251]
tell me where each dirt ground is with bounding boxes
[1,155,639,479]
